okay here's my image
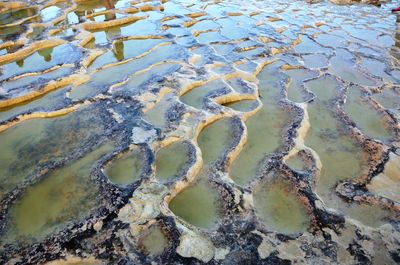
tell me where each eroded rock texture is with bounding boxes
[0,0,399,264]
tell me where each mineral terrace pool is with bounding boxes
[0,0,399,264]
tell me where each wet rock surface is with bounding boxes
[0,0,400,264]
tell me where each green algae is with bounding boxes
[305,76,391,227]
[329,49,377,86]
[229,63,292,186]
[2,66,72,93]
[0,85,70,123]
[360,57,394,83]
[0,7,36,26]
[285,68,317,103]
[285,153,306,172]
[104,147,144,185]
[372,87,400,110]
[74,0,117,12]
[253,177,310,234]
[143,94,173,128]
[88,19,155,45]
[1,44,80,80]
[6,141,115,242]
[0,24,25,43]
[169,117,236,228]
[155,141,189,182]
[305,77,365,190]
[141,225,168,256]
[180,79,228,110]
[169,178,219,229]
[344,87,393,142]
[0,106,108,200]
[223,99,258,112]
[70,44,181,100]
[88,39,165,70]
[306,75,338,101]
[197,118,235,164]
[27,25,45,40]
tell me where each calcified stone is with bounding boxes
[214,247,230,260]
[367,153,400,203]
[131,127,158,144]
[118,183,168,227]
[93,220,103,232]
[176,228,215,262]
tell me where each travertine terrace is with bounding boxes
[0,0,399,264]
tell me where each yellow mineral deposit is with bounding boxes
[253,176,311,234]
[7,141,115,241]
[155,141,189,182]
[229,63,293,186]
[140,224,169,256]
[104,146,144,185]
